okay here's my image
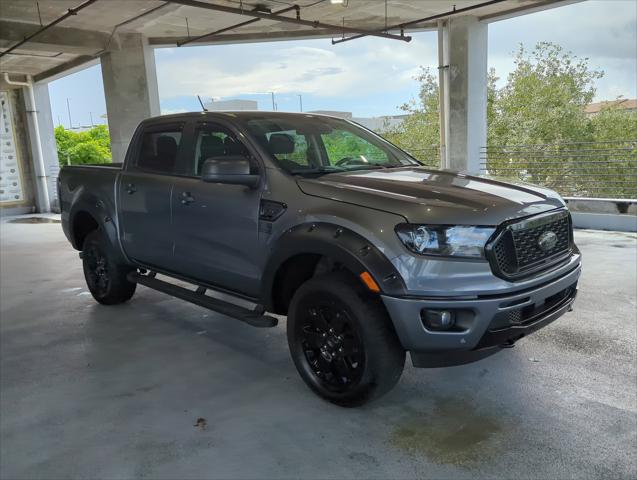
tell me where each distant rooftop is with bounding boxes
[585,99,637,115]
[204,99,258,111]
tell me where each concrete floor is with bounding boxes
[1,218,636,479]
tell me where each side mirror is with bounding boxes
[201,156,259,188]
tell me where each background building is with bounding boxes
[204,99,258,111]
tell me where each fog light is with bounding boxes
[422,309,455,331]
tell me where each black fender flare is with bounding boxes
[261,222,406,309]
[67,194,126,264]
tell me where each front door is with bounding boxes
[118,122,186,269]
[171,121,263,297]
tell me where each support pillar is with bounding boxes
[31,82,60,212]
[100,33,159,163]
[439,16,488,174]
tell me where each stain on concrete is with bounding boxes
[347,452,380,466]
[193,418,207,430]
[390,398,503,467]
[8,217,60,224]
[530,325,619,354]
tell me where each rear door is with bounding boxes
[171,120,264,297]
[118,122,186,269]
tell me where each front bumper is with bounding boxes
[381,262,581,367]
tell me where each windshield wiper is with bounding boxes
[289,166,344,175]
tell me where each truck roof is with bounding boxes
[141,111,348,125]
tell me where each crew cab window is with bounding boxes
[192,123,250,176]
[136,128,183,174]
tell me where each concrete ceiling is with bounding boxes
[0,0,574,83]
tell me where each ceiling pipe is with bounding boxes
[3,73,51,213]
[165,0,411,42]
[177,5,299,47]
[331,0,507,45]
[0,0,100,58]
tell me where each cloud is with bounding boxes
[488,0,636,99]
[155,36,437,100]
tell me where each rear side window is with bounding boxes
[136,128,183,174]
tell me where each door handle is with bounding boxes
[181,192,195,205]
[126,183,136,194]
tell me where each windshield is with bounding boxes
[244,115,420,175]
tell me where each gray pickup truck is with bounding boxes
[59,111,581,406]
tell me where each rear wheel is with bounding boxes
[82,229,136,305]
[287,272,405,407]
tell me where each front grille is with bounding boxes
[487,210,573,280]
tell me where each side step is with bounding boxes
[127,272,278,328]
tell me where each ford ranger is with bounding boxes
[59,112,581,406]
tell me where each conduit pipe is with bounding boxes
[4,73,50,212]
[437,20,448,168]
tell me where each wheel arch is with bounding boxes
[68,197,126,264]
[262,223,406,314]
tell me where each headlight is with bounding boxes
[395,224,496,258]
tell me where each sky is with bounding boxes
[48,0,637,128]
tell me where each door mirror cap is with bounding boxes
[201,156,259,188]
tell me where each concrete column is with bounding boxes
[18,79,57,213]
[441,16,488,174]
[100,33,160,163]
[32,83,60,212]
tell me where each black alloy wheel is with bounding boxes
[287,272,405,407]
[84,242,110,296]
[82,229,136,305]
[297,300,365,392]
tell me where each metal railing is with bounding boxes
[404,146,440,167]
[481,141,637,199]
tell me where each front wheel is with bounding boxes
[287,272,405,407]
[82,229,136,305]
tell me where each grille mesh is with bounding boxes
[512,215,570,269]
[490,211,572,279]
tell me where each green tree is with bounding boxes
[384,66,498,166]
[489,42,603,147]
[383,68,441,165]
[387,41,637,197]
[55,125,112,166]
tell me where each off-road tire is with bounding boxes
[287,271,405,407]
[82,229,136,305]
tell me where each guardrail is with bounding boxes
[480,141,637,199]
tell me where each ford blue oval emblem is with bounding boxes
[538,231,558,252]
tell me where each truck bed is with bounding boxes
[58,163,123,248]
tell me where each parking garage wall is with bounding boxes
[0,90,37,216]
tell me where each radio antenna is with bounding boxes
[197,95,208,112]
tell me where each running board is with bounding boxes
[127,272,278,328]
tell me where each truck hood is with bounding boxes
[296,167,565,225]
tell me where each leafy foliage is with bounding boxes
[386,42,637,197]
[55,125,112,166]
